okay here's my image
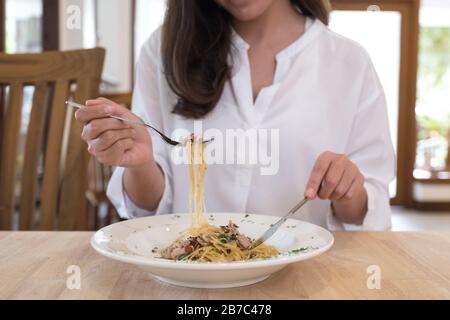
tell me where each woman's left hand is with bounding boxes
[304,151,368,224]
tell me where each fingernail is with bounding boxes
[306,188,315,199]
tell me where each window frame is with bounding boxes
[42,0,59,51]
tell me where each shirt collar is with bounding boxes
[230,17,326,61]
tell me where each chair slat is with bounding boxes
[19,82,48,230]
[0,83,23,230]
[58,79,93,230]
[39,80,69,230]
[0,49,105,81]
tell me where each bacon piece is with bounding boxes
[236,234,252,249]
[227,221,239,235]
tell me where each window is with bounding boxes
[5,0,42,53]
[414,3,450,180]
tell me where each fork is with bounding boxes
[66,101,214,146]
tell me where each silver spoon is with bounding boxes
[66,101,214,146]
[250,198,309,249]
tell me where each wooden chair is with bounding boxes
[0,48,105,230]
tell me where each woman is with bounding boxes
[75,0,395,230]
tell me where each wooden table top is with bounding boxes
[1,231,450,300]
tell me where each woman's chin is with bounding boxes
[229,8,267,22]
[218,0,273,22]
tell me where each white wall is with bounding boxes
[96,0,133,93]
[421,0,450,27]
[422,0,450,8]
[58,0,133,93]
[59,0,84,50]
[134,0,166,62]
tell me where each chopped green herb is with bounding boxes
[289,248,309,254]
[176,253,192,261]
[218,234,229,243]
[245,214,250,218]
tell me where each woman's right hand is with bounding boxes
[75,97,153,168]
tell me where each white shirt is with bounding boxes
[107,18,395,231]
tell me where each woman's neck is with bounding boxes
[232,0,305,48]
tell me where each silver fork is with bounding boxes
[250,198,309,249]
[66,101,214,146]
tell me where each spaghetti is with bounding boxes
[160,135,279,262]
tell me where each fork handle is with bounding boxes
[66,101,180,146]
[288,198,309,215]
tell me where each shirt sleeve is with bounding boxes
[106,29,174,219]
[326,55,396,231]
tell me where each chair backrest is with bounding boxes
[0,48,105,230]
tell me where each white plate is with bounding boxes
[91,213,334,288]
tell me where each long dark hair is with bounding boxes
[162,0,330,119]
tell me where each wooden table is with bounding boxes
[1,232,450,300]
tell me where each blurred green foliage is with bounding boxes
[418,27,450,88]
[416,27,450,136]
[417,115,450,140]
